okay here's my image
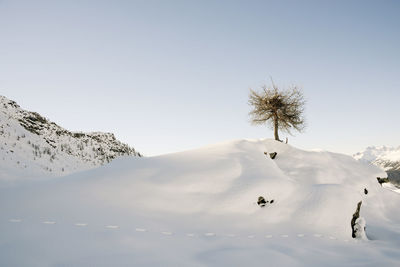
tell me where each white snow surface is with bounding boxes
[1,139,400,266]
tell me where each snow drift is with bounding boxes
[1,139,400,266]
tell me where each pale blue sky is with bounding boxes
[1,0,399,156]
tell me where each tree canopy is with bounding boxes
[248,82,306,141]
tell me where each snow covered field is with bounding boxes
[1,139,400,266]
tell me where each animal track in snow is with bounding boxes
[3,216,353,244]
[204,233,216,237]
[105,225,119,229]
[74,223,88,227]
[42,221,56,224]
[161,231,173,235]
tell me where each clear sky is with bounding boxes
[1,0,399,156]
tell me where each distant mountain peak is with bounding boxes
[354,145,400,171]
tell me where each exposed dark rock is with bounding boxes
[55,130,68,136]
[257,196,275,207]
[264,152,277,159]
[73,133,86,138]
[351,201,362,238]
[377,177,389,186]
[257,196,267,207]
[364,188,368,195]
[23,112,48,125]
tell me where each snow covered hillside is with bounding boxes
[1,139,400,266]
[0,95,141,185]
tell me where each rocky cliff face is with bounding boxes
[0,95,141,183]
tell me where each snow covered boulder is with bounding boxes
[354,217,368,240]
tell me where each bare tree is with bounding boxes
[248,81,306,141]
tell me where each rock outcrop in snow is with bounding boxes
[0,95,141,184]
[351,201,362,238]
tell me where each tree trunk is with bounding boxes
[273,114,280,141]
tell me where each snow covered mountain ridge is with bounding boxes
[354,145,400,188]
[0,95,141,183]
[354,145,400,171]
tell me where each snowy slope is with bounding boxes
[0,95,141,185]
[1,139,400,266]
